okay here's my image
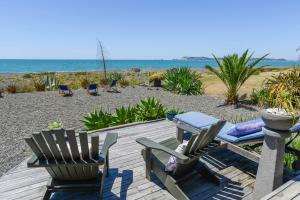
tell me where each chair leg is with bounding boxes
[197,164,220,185]
[145,148,152,181]
[43,189,52,200]
[106,153,109,177]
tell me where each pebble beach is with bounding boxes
[0,86,260,176]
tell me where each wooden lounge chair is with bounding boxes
[136,121,226,200]
[87,84,98,95]
[104,80,119,93]
[58,85,73,96]
[24,129,118,200]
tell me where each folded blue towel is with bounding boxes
[227,119,265,137]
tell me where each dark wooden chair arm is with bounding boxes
[27,154,105,168]
[100,132,118,157]
[136,137,189,163]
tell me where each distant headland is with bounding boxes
[178,56,287,61]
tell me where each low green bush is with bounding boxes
[135,97,166,121]
[80,78,90,89]
[164,67,204,95]
[112,106,137,125]
[82,110,113,130]
[83,97,169,131]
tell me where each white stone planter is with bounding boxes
[261,108,299,131]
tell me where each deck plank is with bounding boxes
[0,120,296,200]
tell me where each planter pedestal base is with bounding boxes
[253,127,291,199]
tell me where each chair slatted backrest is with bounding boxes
[173,120,226,177]
[110,80,117,87]
[59,85,69,91]
[25,129,100,181]
[88,84,97,90]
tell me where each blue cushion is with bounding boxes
[217,122,264,143]
[174,112,219,129]
[218,122,300,143]
[227,119,265,137]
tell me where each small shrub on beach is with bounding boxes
[164,67,203,95]
[17,83,35,93]
[48,121,63,129]
[135,97,166,121]
[80,78,90,89]
[119,78,130,87]
[205,50,268,104]
[100,78,110,86]
[149,72,165,87]
[33,79,46,91]
[23,73,34,79]
[83,109,113,131]
[6,83,17,93]
[109,72,123,81]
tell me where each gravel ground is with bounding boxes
[0,86,260,176]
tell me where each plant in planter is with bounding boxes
[149,72,165,87]
[166,108,183,121]
[261,69,300,130]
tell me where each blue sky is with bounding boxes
[0,0,299,60]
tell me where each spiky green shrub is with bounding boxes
[82,110,113,131]
[119,78,130,87]
[164,67,203,95]
[109,72,123,81]
[112,106,137,125]
[80,78,90,89]
[136,97,166,121]
[205,50,268,104]
[33,79,46,91]
[262,69,300,115]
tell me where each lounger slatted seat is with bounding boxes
[136,120,226,200]
[24,129,118,200]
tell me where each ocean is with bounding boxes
[0,59,299,73]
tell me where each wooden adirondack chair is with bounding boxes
[136,120,226,200]
[24,129,118,200]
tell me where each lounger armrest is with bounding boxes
[136,137,189,162]
[100,132,118,157]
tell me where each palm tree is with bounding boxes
[205,50,269,104]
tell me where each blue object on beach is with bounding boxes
[174,112,219,129]
[59,85,69,91]
[227,119,265,137]
[88,84,97,90]
[110,80,117,87]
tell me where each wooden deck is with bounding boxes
[0,120,263,200]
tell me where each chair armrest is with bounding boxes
[136,137,189,163]
[100,132,118,157]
